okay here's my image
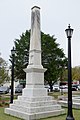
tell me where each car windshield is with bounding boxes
[72,84,78,87]
[16,85,23,88]
[0,86,8,90]
[54,85,59,87]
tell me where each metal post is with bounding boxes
[66,37,74,120]
[10,49,15,103]
[65,25,75,120]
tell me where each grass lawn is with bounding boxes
[48,91,80,99]
[0,107,22,120]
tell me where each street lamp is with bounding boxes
[10,47,15,103]
[65,24,75,120]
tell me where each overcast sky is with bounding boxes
[0,0,80,67]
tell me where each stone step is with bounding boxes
[5,107,65,120]
[10,104,61,113]
[13,99,57,107]
[18,95,53,102]
[72,99,80,103]
[58,100,68,107]
[58,100,80,109]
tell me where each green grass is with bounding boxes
[48,91,80,99]
[0,94,18,101]
[0,94,18,107]
[48,92,63,99]
[0,107,22,120]
[0,107,80,120]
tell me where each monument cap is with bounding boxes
[31,6,40,10]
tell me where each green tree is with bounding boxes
[72,67,80,81]
[13,30,30,84]
[0,54,10,84]
[41,32,67,91]
[58,58,68,84]
[12,30,67,91]
[61,66,80,85]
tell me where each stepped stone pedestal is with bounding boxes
[5,6,65,120]
[5,95,65,120]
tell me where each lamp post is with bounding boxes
[10,47,15,103]
[65,24,75,120]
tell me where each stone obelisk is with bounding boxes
[23,6,47,98]
[5,6,65,120]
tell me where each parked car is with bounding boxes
[78,84,80,90]
[53,85,60,92]
[15,84,24,93]
[44,85,50,92]
[72,84,78,91]
[60,85,68,93]
[0,86,9,94]
[60,84,78,92]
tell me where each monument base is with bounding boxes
[5,93,65,120]
[5,67,65,120]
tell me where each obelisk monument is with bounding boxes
[5,6,65,120]
[23,6,47,98]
